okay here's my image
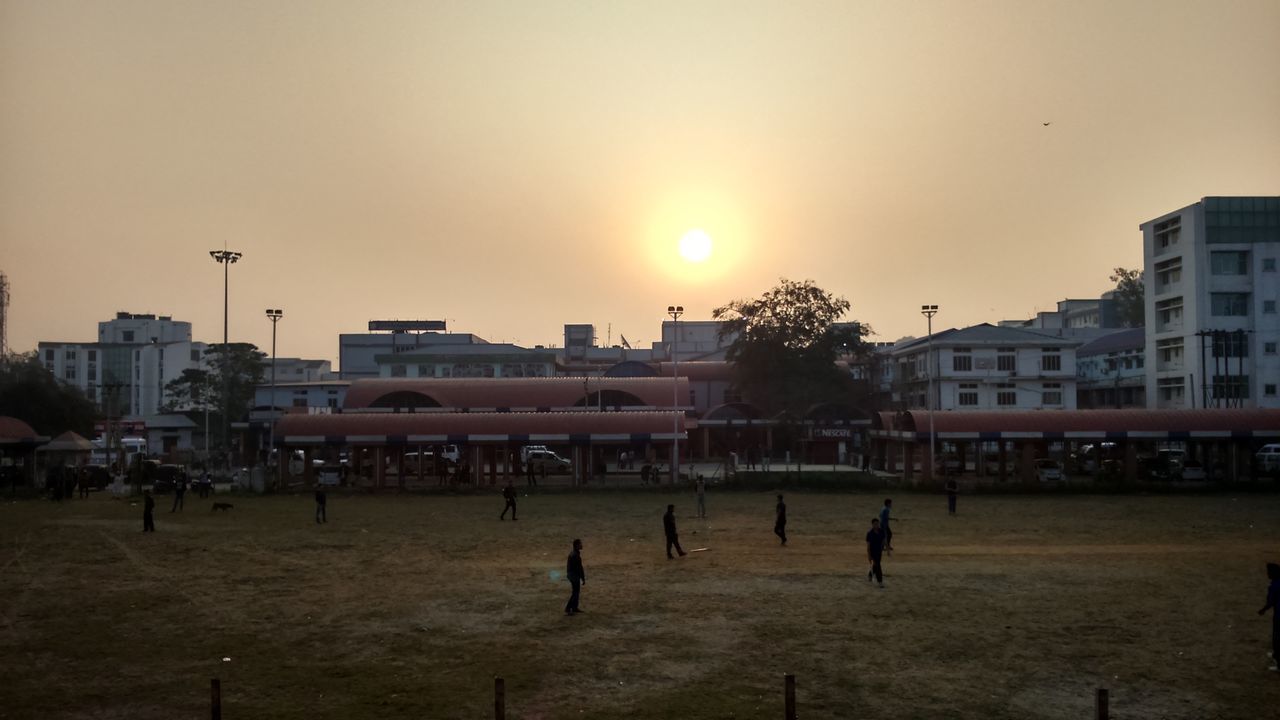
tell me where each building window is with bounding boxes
[1265,384,1277,397]
[1266,342,1278,355]
[1154,257,1182,292]
[65,366,77,381]
[1210,293,1250,317]
[1156,337,1184,370]
[328,398,339,408]
[1041,351,1062,372]
[1210,251,1250,275]
[191,349,201,362]
[65,349,76,360]
[1211,333,1249,358]
[292,398,308,407]
[390,364,407,377]
[1157,377,1185,404]
[953,354,972,372]
[87,365,97,381]
[88,350,97,361]
[1211,375,1249,400]
[1265,300,1277,314]
[1042,382,1063,405]
[122,331,134,342]
[44,348,55,362]
[1265,258,1277,272]
[1154,216,1181,250]
[996,384,1016,406]
[958,382,978,406]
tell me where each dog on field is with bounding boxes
[211,502,234,512]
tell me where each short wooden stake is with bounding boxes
[784,673,796,720]
[211,678,222,720]
[1095,688,1109,720]
[494,676,505,720]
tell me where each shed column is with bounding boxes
[374,446,385,491]
[1019,442,1036,484]
[903,443,915,483]
[303,447,314,488]
[998,440,1008,480]
[1123,441,1138,484]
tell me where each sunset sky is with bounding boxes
[2,0,1278,365]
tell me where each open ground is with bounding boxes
[3,488,1279,720]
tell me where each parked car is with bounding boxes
[1256,444,1280,473]
[525,449,571,474]
[1034,459,1063,483]
[1179,461,1207,481]
[520,445,551,463]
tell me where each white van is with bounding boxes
[1257,444,1280,472]
[520,445,550,463]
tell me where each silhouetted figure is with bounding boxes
[695,475,706,518]
[315,488,327,524]
[78,469,89,499]
[565,538,585,615]
[525,457,536,487]
[866,518,886,587]
[500,481,518,521]
[945,478,959,516]
[774,494,787,545]
[1260,562,1280,671]
[142,491,155,532]
[170,475,186,512]
[663,504,686,559]
[640,464,652,485]
[879,498,894,554]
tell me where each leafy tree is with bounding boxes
[1110,267,1145,328]
[713,278,873,416]
[0,353,98,436]
[162,342,265,429]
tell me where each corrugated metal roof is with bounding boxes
[342,377,689,410]
[1077,328,1145,357]
[893,324,1081,353]
[904,409,1280,434]
[278,411,686,438]
[0,416,42,444]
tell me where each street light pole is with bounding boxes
[667,305,683,484]
[265,309,283,471]
[921,304,939,481]
[209,250,242,475]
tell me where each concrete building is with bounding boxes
[999,296,1124,331]
[264,358,335,383]
[338,320,489,379]
[1141,196,1280,409]
[377,343,558,379]
[1076,328,1146,408]
[882,323,1081,411]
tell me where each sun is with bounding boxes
[678,229,713,263]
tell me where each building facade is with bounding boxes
[1141,196,1280,409]
[1076,328,1146,408]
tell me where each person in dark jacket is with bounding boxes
[945,478,959,516]
[170,474,186,512]
[314,488,327,524]
[500,481,518,521]
[774,494,788,545]
[866,518,886,587]
[565,538,585,615]
[1260,562,1280,672]
[663,504,686,559]
[142,491,155,532]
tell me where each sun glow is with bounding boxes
[678,229,713,263]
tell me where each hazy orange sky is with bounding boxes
[3,0,1278,365]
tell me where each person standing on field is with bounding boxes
[866,518,886,587]
[170,473,186,513]
[1260,562,1280,672]
[565,538,586,615]
[142,490,155,532]
[695,475,707,519]
[500,480,518,521]
[314,487,327,524]
[774,494,788,545]
[663,504,686,559]
[879,498,894,554]
[945,477,959,516]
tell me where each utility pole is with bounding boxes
[209,250,242,474]
[921,304,939,481]
[265,309,283,472]
[667,305,684,484]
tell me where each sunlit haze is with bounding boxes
[2,0,1278,364]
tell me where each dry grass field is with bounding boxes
[3,486,1280,720]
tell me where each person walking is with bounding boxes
[142,490,155,533]
[879,498,894,555]
[945,477,959,516]
[1260,562,1280,672]
[774,494,788,545]
[500,480,518,521]
[663,504,686,559]
[314,487,327,524]
[695,475,707,519]
[565,538,586,615]
[525,456,537,487]
[866,517,886,587]
[170,474,186,512]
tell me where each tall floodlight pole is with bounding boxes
[921,304,939,481]
[667,305,684,484]
[265,309,283,470]
[209,250,242,473]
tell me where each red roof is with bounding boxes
[278,411,686,438]
[656,362,734,382]
[908,409,1280,434]
[0,416,39,442]
[342,377,689,411]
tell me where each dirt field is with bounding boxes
[3,487,1279,719]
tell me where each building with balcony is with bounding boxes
[880,323,1082,411]
[1141,196,1280,409]
[1076,328,1146,408]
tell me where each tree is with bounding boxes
[162,343,265,452]
[713,278,873,416]
[0,353,99,437]
[1110,267,1145,328]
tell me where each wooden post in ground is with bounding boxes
[494,676,505,720]
[1095,688,1109,720]
[211,678,221,720]
[784,674,796,720]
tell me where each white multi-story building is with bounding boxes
[39,313,208,416]
[338,320,490,379]
[1076,328,1146,408]
[1141,196,1280,409]
[881,323,1081,411]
